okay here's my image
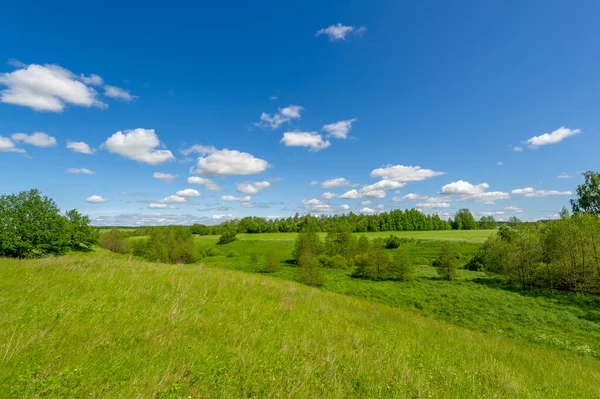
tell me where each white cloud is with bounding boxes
[0,136,25,153]
[321,177,357,188]
[360,207,376,214]
[180,144,216,156]
[362,179,405,192]
[280,132,330,151]
[360,200,372,206]
[103,128,175,165]
[148,203,177,209]
[91,213,234,226]
[441,180,489,195]
[85,195,107,203]
[0,63,107,112]
[442,180,508,204]
[557,173,572,179]
[81,74,103,86]
[67,140,94,154]
[512,188,572,197]
[316,23,365,41]
[340,204,351,211]
[241,203,254,208]
[236,181,270,195]
[339,188,386,199]
[153,172,178,183]
[161,195,187,203]
[194,148,269,176]
[375,204,384,210]
[301,198,337,213]
[257,105,303,129]
[187,176,222,191]
[322,118,357,139]
[417,202,450,208]
[221,195,251,202]
[497,161,503,166]
[505,206,523,213]
[370,165,445,182]
[323,192,337,200]
[479,211,505,216]
[526,126,581,148]
[11,132,56,147]
[512,146,523,152]
[104,85,135,102]
[66,168,95,174]
[392,193,427,201]
[175,188,201,197]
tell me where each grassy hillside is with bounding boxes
[2,254,600,398]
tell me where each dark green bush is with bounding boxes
[384,234,402,249]
[217,229,237,245]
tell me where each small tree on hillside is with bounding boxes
[390,246,414,281]
[217,228,237,245]
[99,229,130,254]
[65,209,99,249]
[296,251,324,286]
[434,242,459,280]
[356,235,370,254]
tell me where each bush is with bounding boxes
[198,246,221,257]
[384,234,402,249]
[296,251,324,286]
[226,250,239,258]
[217,229,237,245]
[144,226,196,264]
[319,254,349,269]
[264,248,280,273]
[99,230,130,254]
[391,247,414,281]
[356,236,370,254]
[131,239,148,257]
[434,243,459,280]
[354,249,391,280]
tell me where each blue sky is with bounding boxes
[0,0,598,225]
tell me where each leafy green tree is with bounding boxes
[190,223,210,235]
[354,249,391,280]
[145,226,196,263]
[452,209,477,230]
[65,209,99,249]
[434,243,459,280]
[99,229,130,254]
[390,246,414,281]
[296,251,324,286]
[293,226,322,263]
[384,234,402,249]
[372,237,385,250]
[217,228,237,245]
[264,248,280,273]
[571,171,600,216]
[508,216,522,228]
[356,236,370,254]
[478,216,497,230]
[0,189,70,257]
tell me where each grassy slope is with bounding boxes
[1,254,600,398]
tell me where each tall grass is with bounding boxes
[1,254,600,397]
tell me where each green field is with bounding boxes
[3,229,600,397]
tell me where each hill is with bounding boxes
[1,253,600,398]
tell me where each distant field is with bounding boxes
[192,229,496,243]
[2,254,600,398]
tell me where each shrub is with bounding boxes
[372,237,385,250]
[354,249,391,280]
[319,254,349,269]
[131,239,148,257]
[99,230,130,254]
[226,250,239,258]
[356,236,370,254]
[434,242,459,280]
[264,248,280,273]
[217,229,237,245]
[390,247,414,281]
[296,251,324,286]
[249,252,259,267]
[144,226,196,264]
[199,246,221,257]
[384,234,402,249]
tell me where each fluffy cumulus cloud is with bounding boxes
[85,195,107,203]
[187,176,222,191]
[526,126,581,148]
[511,187,572,197]
[340,204,351,211]
[11,132,56,147]
[323,192,337,200]
[104,85,135,102]
[392,193,427,201]
[370,165,445,182]
[193,148,269,176]
[0,63,107,112]
[316,23,366,41]
[103,128,175,165]
[557,172,572,179]
[236,181,270,195]
[66,168,95,174]
[0,136,25,153]
[416,201,450,208]
[67,140,94,154]
[360,200,372,206]
[360,207,376,214]
[322,118,357,139]
[321,177,357,188]
[91,213,235,226]
[257,105,303,129]
[441,180,509,204]
[221,195,251,202]
[175,188,201,197]
[148,203,177,209]
[153,172,178,183]
[505,206,523,213]
[339,189,386,199]
[161,195,187,203]
[301,198,336,213]
[362,179,405,192]
[280,132,330,151]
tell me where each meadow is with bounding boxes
[2,229,600,397]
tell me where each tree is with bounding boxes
[217,228,237,245]
[478,216,497,230]
[65,209,99,249]
[390,247,414,281]
[99,230,130,254]
[293,227,322,263]
[571,171,600,217]
[452,209,477,230]
[508,216,522,228]
[144,226,196,263]
[434,243,459,280]
[264,248,279,273]
[0,189,70,258]
[354,249,391,280]
[356,235,370,254]
[296,251,324,286]
[384,234,402,249]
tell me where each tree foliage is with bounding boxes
[452,209,477,230]
[571,171,600,217]
[99,229,130,254]
[217,228,237,245]
[434,243,459,280]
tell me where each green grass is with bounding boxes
[2,253,600,398]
